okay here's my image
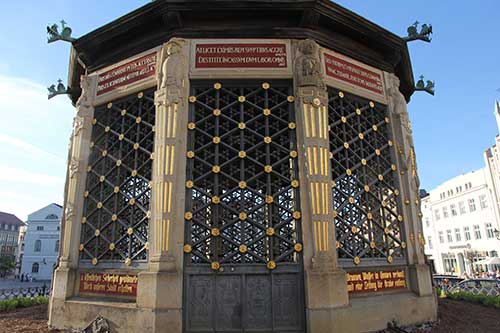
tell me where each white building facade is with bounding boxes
[422,169,500,276]
[484,101,500,229]
[20,203,62,280]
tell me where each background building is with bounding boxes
[422,169,500,276]
[0,211,24,260]
[15,224,27,275]
[422,102,500,276]
[484,101,500,229]
[20,203,62,281]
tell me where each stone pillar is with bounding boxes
[50,75,97,304]
[384,72,433,297]
[293,40,349,332]
[136,39,189,332]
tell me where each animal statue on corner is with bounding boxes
[415,75,435,96]
[47,20,76,43]
[47,79,71,99]
[404,21,433,43]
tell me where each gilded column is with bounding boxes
[51,74,97,300]
[385,72,432,296]
[136,39,189,331]
[293,40,348,331]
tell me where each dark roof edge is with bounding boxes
[68,0,415,102]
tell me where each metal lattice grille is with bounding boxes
[184,81,302,268]
[80,89,155,266]
[328,89,406,265]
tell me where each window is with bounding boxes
[464,226,471,241]
[465,183,469,190]
[468,199,476,212]
[428,236,433,250]
[446,230,453,242]
[450,204,457,217]
[434,209,441,220]
[425,218,430,228]
[455,228,461,242]
[57,226,60,231]
[442,253,457,273]
[486,223,495,239]
[45,214,58,220]
[473,225,481,240]
[459,201,466,214]
[34,240,41,252]
[36,226,44,231]
[479,195,488,209]
[439,231,444,243]
[55,240,59,252]
[31,263,39,273]
[443,207,449,218]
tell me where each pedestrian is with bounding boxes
[21,273,24,282]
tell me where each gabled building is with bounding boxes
[0,211,24,260]
[20,203,62,281]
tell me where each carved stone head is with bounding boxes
[298,39,317,56]
[166,41,181,56]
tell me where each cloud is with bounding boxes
[0,74,73,136]
[0,166,64,186]
[0,74,72,219]
[0,132,65,162]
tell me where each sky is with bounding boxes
[0,0,499,220]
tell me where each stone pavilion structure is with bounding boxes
[49,1,437,332]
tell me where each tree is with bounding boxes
[0,256,16,277]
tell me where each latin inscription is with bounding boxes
[324,52,384,95]
[347,270,406,293]
[97,52,157,96]
[195,43,287,68]
[79,272,138,296]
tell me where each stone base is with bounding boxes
[50,266,77,300]
[48,298,182,333]
[408,264,434,296]
[305,268,349,308]
[137,270,182,309]
[307,292,437,333]
[49,292,436,333]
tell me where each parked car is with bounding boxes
[433,275,464,292]
[449,278,500,296]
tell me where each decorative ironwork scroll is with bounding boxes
[328,88,406,266]
[184,81,302,269]
[79,89,155,267]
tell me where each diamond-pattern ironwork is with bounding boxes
[80,89,155,266]
[328,89,406,265]
[184,81,302,267]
